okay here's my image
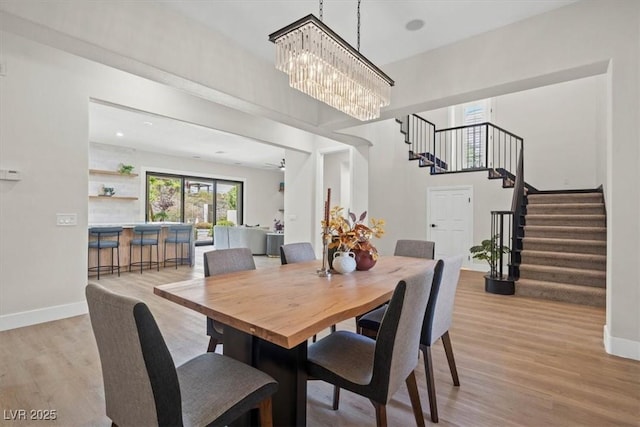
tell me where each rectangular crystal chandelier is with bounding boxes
[269,14,394,121]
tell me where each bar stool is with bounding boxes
[88,226,123,279]
[164,224,193,268]
[129,225,161,273]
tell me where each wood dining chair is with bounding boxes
[86,283,277,427]
[204,248,256,352]
[307,269,435,427]
[280,242,336,341]
[357,255,464,423]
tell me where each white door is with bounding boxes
[427,186,473,266]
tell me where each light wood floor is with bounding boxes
[1,247,638,426]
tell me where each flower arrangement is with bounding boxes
[323,206,385,259]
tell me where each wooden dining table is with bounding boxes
[154,255,436,427]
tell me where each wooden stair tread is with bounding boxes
[525,214,605,219]
[520,250,606,262]
[526,202,604,208]
[519,264,605,278]
[524,225,606,232]
[515,278,606,307]
[521,237,606,246]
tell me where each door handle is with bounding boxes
[431,224,437,228]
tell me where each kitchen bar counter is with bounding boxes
[88,223,195,275]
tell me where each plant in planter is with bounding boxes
[118,163,135,175]
[470,234,514,295]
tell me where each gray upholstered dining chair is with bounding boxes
[280,242,336,341]
[394,239,435,259]
[204,248,256,352]
[353,239,435,335]
[307,269,434,427]
[86,283,277,427]
[357,255,464,423]
[279,241,316,265]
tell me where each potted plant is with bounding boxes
[118,163,135,175]
[470,234,514,295]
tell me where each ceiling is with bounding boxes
[91,1,577,169]
[89,102,286,170]
[158,0,577,66]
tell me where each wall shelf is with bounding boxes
[89,195,138,200]
[89,169,139,177]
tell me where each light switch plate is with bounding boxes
[56,213,77,226]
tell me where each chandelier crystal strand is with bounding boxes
[270,11,393,121]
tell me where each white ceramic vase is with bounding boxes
[332,251,356,274]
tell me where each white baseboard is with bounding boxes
[0,301,88,331]
[465,263,489,273]
[603,324,640,361]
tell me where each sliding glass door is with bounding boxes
[146,173,243,245]
[147,175,182,222]
[215,181,242,226]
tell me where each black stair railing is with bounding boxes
[399,114,523,184]
[399,113,531,282]
[508,148,527,279]
[490,210,513,279]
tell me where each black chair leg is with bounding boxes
[164,242,167,268]
[332,386,340,410]
[441,331,460,386]
[116,246,120,277]
[96,247,101,280]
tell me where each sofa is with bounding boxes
[213,225,268,255]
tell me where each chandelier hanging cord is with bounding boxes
[319,0,361,51]
[357,0,361,52]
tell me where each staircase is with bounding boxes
[397,114,607,306]
[516,191,606,306]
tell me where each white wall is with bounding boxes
[493,76,603,190]
[283,149,315,247]
[323,150,350,210]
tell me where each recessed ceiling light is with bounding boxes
[215,150,227,154]
[405,19,425,31]
[192,155,201,159]
[115,132,124,137]
[143,121,153,126]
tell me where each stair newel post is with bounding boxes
[485,123,490,169]
[487,211,516,295]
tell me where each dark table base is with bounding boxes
[225,326,308,427]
